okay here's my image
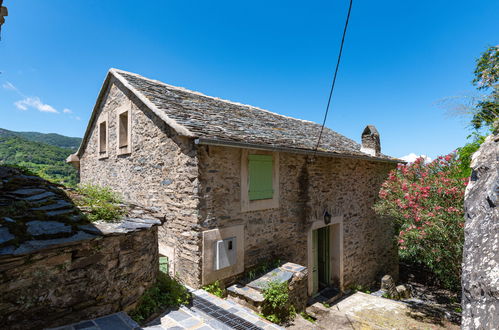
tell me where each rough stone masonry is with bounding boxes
[462,133,499,329]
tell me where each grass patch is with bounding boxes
[246,258,281,281]
[202,280,225,298]
[129,272,191,323]
[75,184,125,222]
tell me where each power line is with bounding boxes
[314,0,353,154]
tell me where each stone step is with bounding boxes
[227,283,264,313]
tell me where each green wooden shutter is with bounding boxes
[248,154,273,200]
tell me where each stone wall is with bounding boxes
[462,134,499,329]
[0,226,158,330]
[197,145,398,289]
[79,78,202,287]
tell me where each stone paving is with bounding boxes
[48,289,282,330]
[145,289,283,330]
[48,312,140,330]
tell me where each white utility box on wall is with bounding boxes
[214,237,237,270]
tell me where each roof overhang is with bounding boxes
[195,137,402,164]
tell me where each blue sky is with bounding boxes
[0,1,497,159]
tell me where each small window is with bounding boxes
[248,154,273,200]
[99,121,107,153]
[119,111,129,148]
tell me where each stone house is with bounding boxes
[68,68,400,295]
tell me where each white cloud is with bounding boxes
[63,108,72,114]
[400,153,432,163]
[75,116,81,121]
[2,82,17,91]
[14,97,58,113]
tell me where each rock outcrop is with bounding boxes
[462,134,499,329]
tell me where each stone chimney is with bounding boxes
[361,125,381,156]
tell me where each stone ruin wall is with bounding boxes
[79,78,202,287]
[197,145,398,289]
[0,226,158,330]
[462,133,499,329]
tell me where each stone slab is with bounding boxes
[32,200,73,211]
[247,268,294,290]
[227,284,264,303]
[0,227,15,244]
[46,209,76,217]
[48,312,140,330]
[24,191,56,201]
[11,188,45,196]
[26,220,72,236]
[12,231,97,255]
[124,217,161,225]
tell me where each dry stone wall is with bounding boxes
[79,78,202,287]
[197,145,397,289]
[462,134,499,329]
[0,226,158,330]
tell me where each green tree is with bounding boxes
[471,45,498,132]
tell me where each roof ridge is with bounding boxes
[110,68,318,126]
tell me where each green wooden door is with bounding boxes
[317,226,331,290]
[312,230,319,294]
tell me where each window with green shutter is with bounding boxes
[248,154,273,200]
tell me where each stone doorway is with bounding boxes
[307,217,343,296]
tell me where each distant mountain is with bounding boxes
[0,129,80,186]
[0,128,82,150]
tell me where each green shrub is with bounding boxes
[456,133,486,177]
[129,272,191,323]
[76,184,125,222]
[202,280,225,298]
[261,280,296,324]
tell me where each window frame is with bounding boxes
[240,149,279,212]
[97,113,109,159]
[116,104,132,155]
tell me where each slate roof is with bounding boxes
[0,166,162,255]
[78,69,398,161]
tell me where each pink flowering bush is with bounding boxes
[375,154,468,290]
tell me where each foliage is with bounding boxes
[0,133,78,186]
[473,45,499,89]
[129,272,191,323]
[349,284,371,294]
[202,280,225,298]
[374,155,467,290]
[0,128,82,149]
[471,46,498,132]
[300,311,316,323]
[456,133,486,177]
[76,184,125,222]
[261,280,296,324]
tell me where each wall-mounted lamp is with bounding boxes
[323,210,332,224]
